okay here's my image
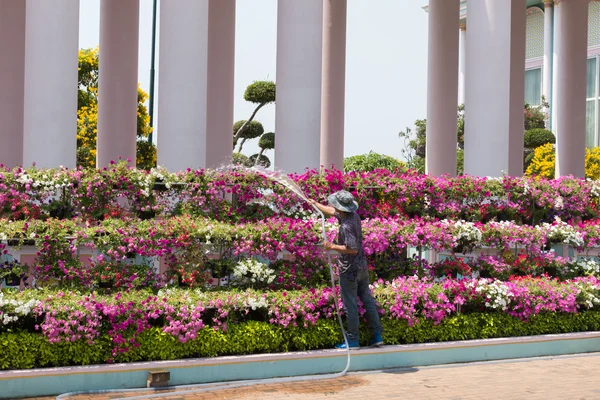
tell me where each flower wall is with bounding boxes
[3,164,600,368]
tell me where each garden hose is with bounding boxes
[56,173,352,399]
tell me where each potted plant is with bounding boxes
[0,259,26,287]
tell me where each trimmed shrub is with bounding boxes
[3,312,600,370]
[525,129,555,149]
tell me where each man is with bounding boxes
[310,190,383,349]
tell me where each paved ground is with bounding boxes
[23,352,600,400]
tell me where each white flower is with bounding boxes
[232,259,276,285]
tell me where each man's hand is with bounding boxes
[309,199,336,216]
[323,241,335,250]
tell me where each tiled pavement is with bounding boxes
[22,352,600,400]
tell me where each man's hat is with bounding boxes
[327,190,358,213]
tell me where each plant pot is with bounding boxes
[4,274,21,286]
[177,276,189,287]
[153,183,169,192]
[98,280,114,289]
[7,239,35,246]
[49,205,74,219]
[137,210,156,220]
[479,269,492,279]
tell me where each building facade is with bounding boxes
[426,0,600,178]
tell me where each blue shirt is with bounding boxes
[334,211,368,278]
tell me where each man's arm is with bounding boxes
[324,242,358,255]
[309,199,336,217]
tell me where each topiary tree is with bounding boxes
[253,132,274,166]
[525,129,555,148]
[233,81,276,148]
[343,151,405,173]
[233,120,264,153]
[249,154,271,168]
[231,152,252,167]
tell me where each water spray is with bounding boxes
[56,166,352,400]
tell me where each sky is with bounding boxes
[78,0,429,161]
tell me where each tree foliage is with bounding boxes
[343,152,405,173]
[258,132,275,150]
[233,81,276,150]
[233,120,264,140]
[77,47,156,169]
[244,81,276,104]
[233,120,264,153]
[525,143,555,178]
[525,144,600,180]
[524,98,549,131]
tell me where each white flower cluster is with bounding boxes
[588,179,600,198]
[244,296,268,310]
[574,281,600,308]
[232,258,275,285]
[442,220,482,244]
[565,258,600,277]
[0,292,40,326]
[541,221,585,247]
[522,179,530,195]
[475,280,512,311]
[489,220,519,230]
[17,171,70,194]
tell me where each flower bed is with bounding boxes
[0,163,599,224]
[2,276,600,369]
[0,216,600,289]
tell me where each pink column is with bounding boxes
[23,0,79,169]
[0,0,25,168]
[156,1,209,171]
[555,0,588,178]
[274,0,323,174]
[320,0,347,171]
[425,0,460,177]
[97,0,139,167]
[205,0,236,169]
[464,0,526,177]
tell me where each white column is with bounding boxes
[0,0,25,168]
[23,0,79,168]
[426,0,460,177]
[275,0,323,173]
[320,0,347,171]
[555,0,588,178]
[464,0,526,177]
[97,0,139,168]
[542,1,554,102]
[157,0,209,171]
[458,24,467,105]
[205,0,236,169]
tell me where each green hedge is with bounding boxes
[3,312,600,370]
